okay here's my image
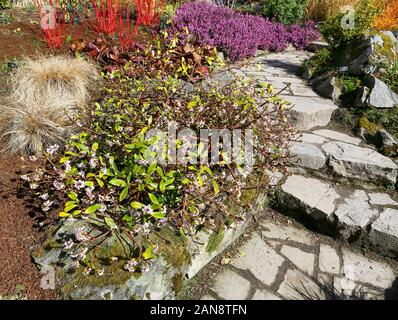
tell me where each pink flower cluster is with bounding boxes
[173,2,319,60]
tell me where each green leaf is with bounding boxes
[212,179,220,195]
[142,245,155,260]
[156,166,164,177]
[104,217,118,230]
[109,178,127,188]
[60,157,70,164]
[159,180,165,193]
[119,186,129,202]
[92,142,99,152]
[95,178,104,188]
[68,192,78,202]
[148,193,159,205]
[147,162,157,174]
[164,177,175,186]
[187,100,197,109]
[85,181,94,187]
[64,203,78,213]
[151,211,165,219]
[59,212,71,218]
[85,204,101,214]
[72,210,82,217]
[197,174,203,187]
[131,201,145,209]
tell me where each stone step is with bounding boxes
[290,129,397,187]
[276,174,398,258]
[284,96,338,131]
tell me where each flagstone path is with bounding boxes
[185,50,398,300]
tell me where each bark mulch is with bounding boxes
[0,153,58,299]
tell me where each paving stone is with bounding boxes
[334,190,379,239]
[368,193,398,206]
[312,129,361,145]
[333,277,385,300]
[296,133,328,144]
[260,220,315,246]
[251,289,281,300]
[342,248,395,289]
[213,270,251,300]
[319,244,341,275]
[265,76,307,84]
[277,269,325,300]
[280,175,340,221]
[290,142,326,170]
[289,84,320,97]
[322,141,398,185]
[232,234,285,286]
[284,95,338,131]
[280,246,315,275]
[369,208,398,256]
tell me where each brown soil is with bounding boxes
[0,152,58,299]
[0,7,95,62]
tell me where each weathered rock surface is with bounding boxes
[312,129,361,145]
[278,172,398,257]
[334,190,379,240]
[31,208,253,300]
[365,76,398,109]
[197,217,398,300]
[369,208,398,256]
[290,142,326,170]
[285,96,338,130]
[322,141,397,185]
[280,175,339,221]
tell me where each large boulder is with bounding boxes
[364,75,398,109]
[30,188,263,299]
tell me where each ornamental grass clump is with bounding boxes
[22,72,296,274]
[0,56,97,155]
[172,1,319,60]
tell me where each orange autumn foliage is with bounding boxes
[374,0,398,30]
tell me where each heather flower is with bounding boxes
[173,2,319,60]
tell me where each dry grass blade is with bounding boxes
[0,56,97,156]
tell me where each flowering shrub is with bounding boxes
[71,30,220,81]
[172,1,319,60]
[374,0,398,30]
[22,72,295,274]
[289,21,320,50]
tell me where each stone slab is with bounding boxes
[231,234,285,286]
[284,96,338,130]
[322,141,397,185]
